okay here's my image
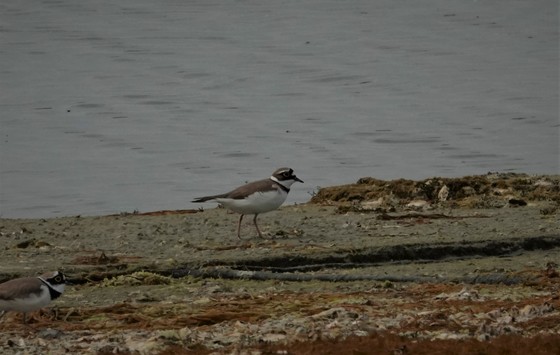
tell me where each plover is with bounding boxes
[193,167,303,238]
[0,271,67,323]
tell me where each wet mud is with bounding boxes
[0,173,559,354]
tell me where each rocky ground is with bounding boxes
[0,173,559,354]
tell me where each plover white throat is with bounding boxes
[0,271,67,324]
[193,167,303,239]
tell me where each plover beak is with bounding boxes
[295,176,304,183]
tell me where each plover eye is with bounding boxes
[54,276,62,283]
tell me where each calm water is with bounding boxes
[1,0,558,218]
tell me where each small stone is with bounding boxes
[37,328,64,339]
[438,185,449,201]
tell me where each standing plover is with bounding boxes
[0,271,67,323]
[193,167,303,238]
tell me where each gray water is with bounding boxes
[1,0,558,218]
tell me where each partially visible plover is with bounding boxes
[0,271,67,323]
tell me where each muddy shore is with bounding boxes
[0,173,559,354]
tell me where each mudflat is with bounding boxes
[0,174,559,354]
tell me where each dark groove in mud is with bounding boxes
[68,235,559,286]
[206,234,560,272]
[168,267,526,285]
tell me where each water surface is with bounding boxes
[1,0,558,218]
